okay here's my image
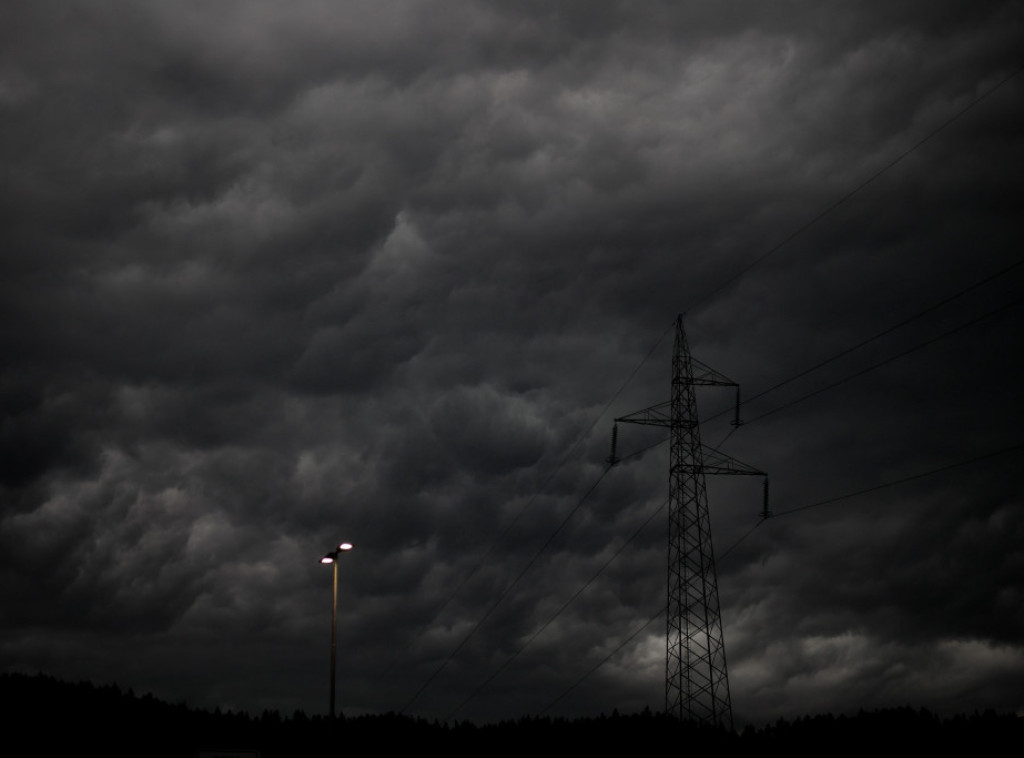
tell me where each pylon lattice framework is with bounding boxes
[612,315,765,728]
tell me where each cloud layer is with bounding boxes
[2,0,1022,724]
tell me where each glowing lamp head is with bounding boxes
[338,542,354,551]
[320,554,335,564]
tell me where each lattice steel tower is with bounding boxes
[610,315,765,729]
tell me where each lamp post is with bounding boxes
[320,542,353,719]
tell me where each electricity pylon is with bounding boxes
[609,315,766,729]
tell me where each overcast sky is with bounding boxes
[2,0,1022,726]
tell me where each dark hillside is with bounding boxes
[3,673,1019,756]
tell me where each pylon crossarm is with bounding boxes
[690,357,739,387]
[700,445,766,476]
[616,361,736,428]
[615,401,673,428]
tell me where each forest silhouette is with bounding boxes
[4,672,1019,755]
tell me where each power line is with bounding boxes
[400,63,1024,720]
[717,520,766,563]
[431,291,1022,718]
[526,292,1023,713]
[742,293,1024,425]
[390,319,675,705]
[400,462,615,714]
[521,285,1024,715]
[537,512,763,716]
[691,62,1024,311]
[414,253,1021,717]
[540,605,665,716]
[739,258,1024,410]
[618,285,1023,465]
[424,434,672,718]
[447,407,770,717]
[446,495,669,720]
[532,64,1024,721]
[769,440,1024,519]
[505,294,1019,714]
[539,439,1024,714]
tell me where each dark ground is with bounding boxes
[5,672,1020,756]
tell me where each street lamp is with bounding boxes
[320,542,353,718]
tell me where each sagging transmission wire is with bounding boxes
[442,262,1024,717]
[445,491,671,720]
[410,64,1024,719]
[461,288,1024,717]
[397,319,676,713]
[524,65,1024,719]
[742,292,1024,426]
[537,438,1024,715]
[689,62,1024,313]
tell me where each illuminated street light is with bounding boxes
[320,542,353,718]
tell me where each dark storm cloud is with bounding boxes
[2,0,1022,726]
